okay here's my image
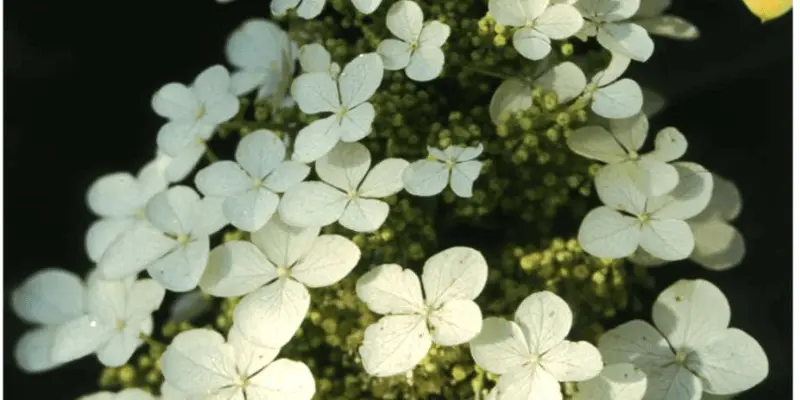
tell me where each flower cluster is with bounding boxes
[12,0,770,399]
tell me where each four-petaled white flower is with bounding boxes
[79,388,155,400]
[377,0,451,82]
[199,216,360,348]
[402,144,484,197]
[599,279,768,399]
[575,0,655,62]
[279,142,409,232]
[151,65,240,182]
[270,0,382,21]
[97,185,227,291]
[161,327,315,400]
[195,129,309,232]
[299,43,341,77]
[470,290,603,400]
[12,268,88,373]
[629,173,746,271]
[85,156,169,263]
[289,53,384,162]
[225,19,296,103]
[572,363,648,400]
[568,112,687,196]
[632,0,700,41]
[489,0,584,61]
[357,247,488,377]
[52,276,165,367]
[578,162,713,261]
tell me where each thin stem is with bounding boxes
[461,65,515,81]
[204,144,219,163]
[138,332,166,349]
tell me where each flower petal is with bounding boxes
[338,53,383,107]
[263,161,310,193]
[195,161,252,197]
[247,359,316,400]
[359,158,410,198]
[406,47,445,82]
[428,299,483,346]
[572,363,648,400]
[200,241,277,297]
[291,115,342,163]
[340,102,376,142]
[98,222,177,280]
[161,329,237,394]
[377,39,413,70]
[652,279,731,350]
[12,268,85,325]
[514,291,573,354]
[597,22,654,62]
[146,238,210,292]
[687,328,768,395]
[359,314,431,377]
[236,130,286,180]
[356,263,425,315]
[402,160,449,197]
[223,187,279,232]
[577,207,641,259]
[640,219,694,261]
[278,181,349,228]
[421,246,488,307]
[86,218,137,263]
[234,279,311,347]
[540,340,603,382]
[592,78,643,119]
[290,235,361,288]
[290,72,340,114]
[152,83,199,121]
[450,160,482,198]
[469,318,530,374]
[513,27,552,60]
[386,0,424,42]
[339,197,390,232]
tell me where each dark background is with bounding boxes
[4,0,792,398]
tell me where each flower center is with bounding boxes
[336,107,349,121]
[252,178,264,188]
[637,213,651,224]
[234,373,249,388]
[675,350,689,365]
[276,266,291,278]
[134,208,146,220]
[176,233,190,245]
[115,319,127,332]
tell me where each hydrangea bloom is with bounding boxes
[578,162,713,260]
[357,247,488,377]
[470,291,603,399]
[576,0,655,62]
[200,216,360,347]
[195,129,309,232]
[97,185,227,291]
[289,53,384,162]
[279,142,409,232]
[151,65,239,182]
[598,279,768,399]
[402,144,484,197]
[52,276,164,367]
[629,173,746,270]
[377,0,451,82]
[225,19,295,101]
[568,112,688,196]
[489,0,584,61]
[161,327,315,399]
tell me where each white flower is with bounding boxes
[357,247,488,377]
[225,19,296,101]
[377,0,451,82]
[489,0,583,61]
[402,144,484,197]
[632,0,699,40]
[195,130,309,232]
[79,389,155,400]
[279,142,409,232]
[85,156,169,263]
[289,53,383,162]
[271,0,381,20]
[582,53,643,119]
[572,363,648,400]
[199,216,360,347]
[298,43,341,77]
[598,279,769,399]
[11,268,87,373]
[568,112,687,196]
[97,186,227,291]
[578,162,713,260]
[151,65,239,182]
[629,173,746,271]
[51,276,165,367]
[575,0,655,62]
[161,327,315,400]
[470,291,603,400]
